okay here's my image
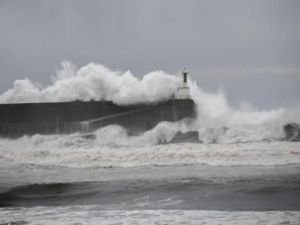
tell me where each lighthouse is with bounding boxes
[175,68,191,99]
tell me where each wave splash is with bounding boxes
[0,61,300,146]
[188,80,300,143]
[0,62,180,105]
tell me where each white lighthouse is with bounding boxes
[175,68,191,99]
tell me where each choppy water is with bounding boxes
[1,130,300,224]
[1,209,300,225]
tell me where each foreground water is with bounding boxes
[0,133,300,224]
[1,163,300,224]
[2,209,300,225]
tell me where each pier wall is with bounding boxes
[0,99,195,137]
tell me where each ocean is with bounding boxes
[0,63,300,224]
[0,133,300,224]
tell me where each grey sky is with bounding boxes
[0,0,299,108]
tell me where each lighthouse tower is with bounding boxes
[175,68,191,99]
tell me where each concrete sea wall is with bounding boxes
[0,99,195,137]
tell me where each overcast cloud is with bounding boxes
[0,0,299,108]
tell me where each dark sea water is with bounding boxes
[1,165,300,211]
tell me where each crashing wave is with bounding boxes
[283,123,300,141]
[0,61,300,144]
[74,122,300,145]
[0,62,180,105]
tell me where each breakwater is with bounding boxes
[0,99,195,137]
